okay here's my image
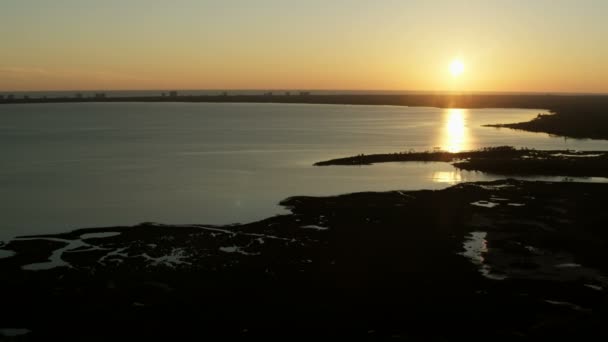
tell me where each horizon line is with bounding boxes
[2,88,608,96]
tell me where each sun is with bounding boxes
[450,59,464,77]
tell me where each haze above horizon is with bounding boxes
[2,0,607,93]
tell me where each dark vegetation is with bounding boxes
[486,105,608,139]
[315,146,608,177]
[1,180,607,340]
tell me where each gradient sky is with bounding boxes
[1,0,607,92]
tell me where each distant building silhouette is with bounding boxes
[264,92,273,96]
[75,93,83,99]
[169,91,178,97]
[221,91,228,96]
[299,91,310,96]
[24,95,29,100]
[285,92,291,96]
[7,94,14,100]
[94,93,106,99]
[0,95,4,100]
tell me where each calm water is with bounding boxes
[2,102,608,240]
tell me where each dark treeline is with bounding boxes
[487,105,608,139]
[2,93,608,110]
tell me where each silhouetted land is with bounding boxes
[1,179,607,339]
[2,93,608,139]
[315,146,608,177]
[2,95,608,339]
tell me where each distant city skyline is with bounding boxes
[2,0,607,93]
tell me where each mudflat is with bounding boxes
[1,179,607,339]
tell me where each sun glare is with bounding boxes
[432,171,463,184]
[450,59,464,77]
[441,108,469,153]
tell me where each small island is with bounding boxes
[315,146,608,178]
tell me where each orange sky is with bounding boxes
[1,1,607,93]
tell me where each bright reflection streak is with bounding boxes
[432,171,462,184]
[441,109,470,153]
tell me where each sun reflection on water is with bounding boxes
[440,109,470,153]
[432,171,462,184]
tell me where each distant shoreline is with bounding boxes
[1,93,607,109]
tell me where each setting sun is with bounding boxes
[450,59,465,77]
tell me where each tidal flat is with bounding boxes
[1,179,607,339]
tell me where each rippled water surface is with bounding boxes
[2,102,608,239]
